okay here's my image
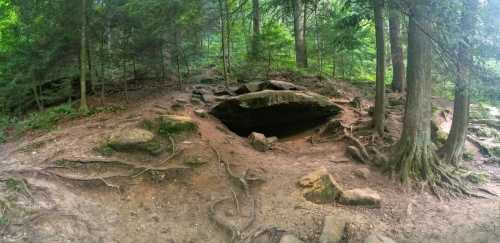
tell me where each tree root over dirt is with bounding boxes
[390,140,489,199]
[209,142,283,243]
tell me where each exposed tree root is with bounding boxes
[208,143,259,242]
[391,141,487,199]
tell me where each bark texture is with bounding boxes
[374,0,385,136]
[80,0,88,111]
[292,0,307,68]
[250,0,261,60]
[440,0,478,166]
[389,8,406,92]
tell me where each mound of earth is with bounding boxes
[210,90,342,137]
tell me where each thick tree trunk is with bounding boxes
[394,0,435,183]
[389,8,406,92]
[80,0,88,112]
[374,0,385,136]
[250,0,261,60]
[440,0,478,166]
[292,0,307,68]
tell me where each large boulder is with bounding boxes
[107,128,163,155]
[234,80,306,95]
[211,90,341,136]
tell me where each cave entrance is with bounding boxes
[213,102,341,138]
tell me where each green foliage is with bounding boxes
[17,104,79,131]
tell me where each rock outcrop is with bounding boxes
[211,90,341,136]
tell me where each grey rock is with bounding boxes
[280,234,303,243]
[364,233,397,243]
[319,215,349,243]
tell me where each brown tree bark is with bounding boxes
[389,8,406,92]
[80,0,89,112]
[250,0,261,60]
[393,0,436,184]
[374,0,385,136]
[440,0,479,166]
[292,0,307,68]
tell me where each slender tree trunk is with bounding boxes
[218,0,228,87]
[374,0,385,136]
[389,8,406,92]
[440,0,478,166]
[250,0,261,60]
[80,0,88,112]
[292,0,307,68]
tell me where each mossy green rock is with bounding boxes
[300,167,344,204]
[158,115,197,136]
[108,128,164,155]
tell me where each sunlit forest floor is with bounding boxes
[0,76,498,243]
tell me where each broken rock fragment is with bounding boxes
[298,167,343,204]
[319,214,350,243]
[248,132,277,152]
[340,188,381,208]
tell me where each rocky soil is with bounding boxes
[0,79,498,243]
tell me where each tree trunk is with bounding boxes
[250,0,261,60]
[440,0,478,166]
[394,0,436,184]
[373,0,385,136]
[389,8,406,92]
[218,0,228,87]
[80,0,88,112]
[292,0,307,68]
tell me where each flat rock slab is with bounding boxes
[340,188,381,208]
[234,80,307,95]
[108,128,155,147]
[280,234,304,243]
[211,90,341,137]
[319,214,350,243]
[364,233,397,243]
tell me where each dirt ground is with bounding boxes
[0,80,499,243]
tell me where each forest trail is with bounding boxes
[0,80,499,243]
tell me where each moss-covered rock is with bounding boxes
[158,115,197,136]
[107,128,165,155]
[299,167,344,204]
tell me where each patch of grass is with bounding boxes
[5,178,24,193]
[17,104,80,132]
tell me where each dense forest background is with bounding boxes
[0,0,499,141]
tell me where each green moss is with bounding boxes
[184,157,207,167]
[5,178,23,193]
[491,146,500,158]
[158,117,197,136]
[94,144,115,157]
[463,151,475,161]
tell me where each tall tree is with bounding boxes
[392,0,436,183]
[389,6,405,92]
[250,0,261,60]
[440,0,479,165]
[292,0,307,68]
[80,0,89,112]
[373,0,385,136]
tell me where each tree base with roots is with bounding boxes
[391,139,481,199]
